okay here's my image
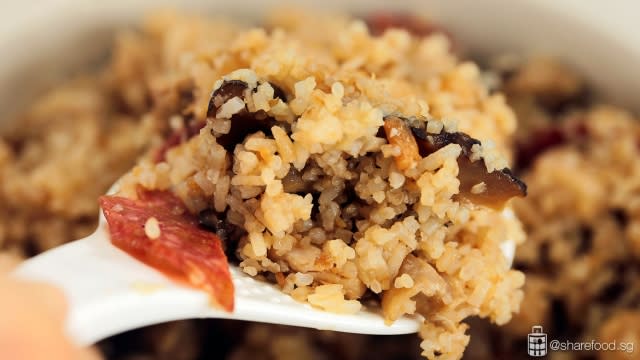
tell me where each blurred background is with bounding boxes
[0,1,638,359]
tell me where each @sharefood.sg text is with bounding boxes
[527,326,635,357]
[549,339,634,353]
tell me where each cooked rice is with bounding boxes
[480,56,640,359]
[103,10,525,359]
[144,217,161,239]
[12,8,640,360]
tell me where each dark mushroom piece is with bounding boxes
[207,80,250,118]
[383,115,526,209]
[207,80,285,151]
[271,83,288,103]
[281,167,313,194]
[198,208,244,259]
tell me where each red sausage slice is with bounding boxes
[99,190,234,311]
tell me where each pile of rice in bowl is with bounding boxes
[96,10,528,359]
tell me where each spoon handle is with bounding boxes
[12,227,221,345]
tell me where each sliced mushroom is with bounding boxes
[198,208,244,259]
[207,80,249,117]
[381,254,451,323]
[207,80,278,151]
[383,115,526,208]
[454,157,526,208]
[282,167,312,194]
[271,83,288,103]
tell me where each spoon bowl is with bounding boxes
[12,180,429,345]
[14,224,420,345]
[12,178,516,345]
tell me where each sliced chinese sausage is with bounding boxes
[383,116,526,209]
[154,118,206,163]
[99,189,234,311]
[364,12,457,52]
[364,12,449,38]
[514,117,589,170]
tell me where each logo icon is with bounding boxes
[528,326,547,357]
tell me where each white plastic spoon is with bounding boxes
[12,182,515,346]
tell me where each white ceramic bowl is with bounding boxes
[1,0,638,346]
[0,0,638,124]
